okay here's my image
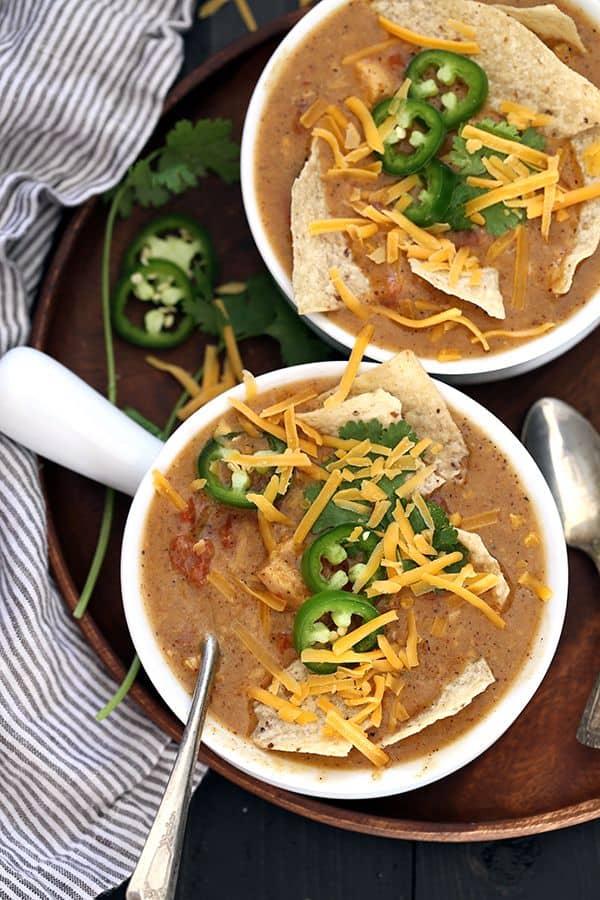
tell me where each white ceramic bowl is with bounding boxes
[121,361,568,800]
[0,349,568,800]
[241,0,600,383]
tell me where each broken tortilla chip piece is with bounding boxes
[347,351,468,492]
[497,4,586,54]
[456,528,510,610]
[298,388,403,436]
[252,661,352,756]
[291,141,370,314]
[372,0,600,137]
[379,657,495,747]
[409,259,505,319]
[551,127,600,294]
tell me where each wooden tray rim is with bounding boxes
[30,10,600,842]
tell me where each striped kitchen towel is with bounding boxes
[0,2,203,898]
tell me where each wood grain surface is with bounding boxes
[31,0,600,849]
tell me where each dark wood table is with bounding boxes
[85,1,599,896]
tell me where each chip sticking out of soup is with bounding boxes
[254,0,600,362]
[141,350,550,768]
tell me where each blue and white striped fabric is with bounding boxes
[0,2,205,897]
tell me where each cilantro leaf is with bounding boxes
[445,180,478,230]
[520,127,546,151]
[449,117,546,181]
[480,202,524,237]
[113,117,240,218]
[408,500,467,572]
[338,419,419,448]
[183,270,331,366]
[158,118,240,187]
[304,483,367,533]
[477,118,522,141]
[118,158,171,214]
[445,177,524,237]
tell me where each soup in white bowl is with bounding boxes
[121,351,568,798]
[242,0,600,381]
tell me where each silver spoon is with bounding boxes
[521,398,600,749]
[127,633,219,900]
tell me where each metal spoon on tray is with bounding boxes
[521,398,600,749]
[127,633,219,900]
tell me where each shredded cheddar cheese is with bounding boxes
[332,610,398,656]
[323,323,374,409]
[518,571,553,601]
[299,98,329,129]
[461,124,549,169]
[511,224,529,311]
[405,609,419,667]
[342,38,400,66]
[151,470,187,512]
[317,697,389,767]
[146,356,200,396]
[461,509,500,530]
[234,624,301,694]
[378,15,480,54]
[293,469,344,545]
[420,574,505,628]
[344,96,385,153]
[329,267,369,319]
[214,299,244,382]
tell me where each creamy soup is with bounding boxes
[141,368,547,769]
[254,0,600,360]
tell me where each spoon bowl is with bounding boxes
[522,398,600,570]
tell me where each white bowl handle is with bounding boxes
[0,347,164,497]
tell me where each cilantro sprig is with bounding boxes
[304,418,468,576]
[445,117,546,237]
[113,118,240,217]
[338,418,419,447]
[183,272,330,366]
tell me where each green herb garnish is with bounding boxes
[446,117,546,236]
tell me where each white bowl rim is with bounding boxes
[240,0,600,379]
[121,361,568,801]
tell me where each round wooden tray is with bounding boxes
[31,12,600,841]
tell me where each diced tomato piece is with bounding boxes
[219,514,235,550]
[179,498,196,525]
[169,535,215,586]
[275,631,293,654]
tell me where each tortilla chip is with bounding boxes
[373,0,600,138]
[551,127,600,294]
[456,528,510,610]
[409,259,505,319]
[298,388,403,435]
[258,539,309,608]
[497,4,586,54]
[380,657,495,747]
[291,140,370,314]
[348,351,468,492]
[252,661,352,756]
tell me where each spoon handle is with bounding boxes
[127,634,219,900]
[577,672,600,750]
